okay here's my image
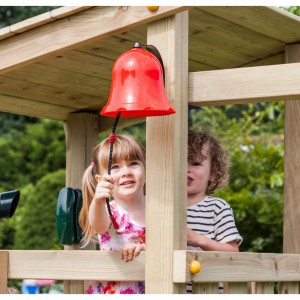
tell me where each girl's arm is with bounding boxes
[88,174,114,234]
[187,228,239,252]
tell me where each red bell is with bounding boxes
[100,43,176,118]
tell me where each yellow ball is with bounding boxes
[147,6,159,12]
[190,260,201,274]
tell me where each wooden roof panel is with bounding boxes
[0,6,300,125]
[200,6,300,43]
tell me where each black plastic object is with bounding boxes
[0,190,20,220]
[56,187,83,245]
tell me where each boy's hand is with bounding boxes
[120,243,145,262]
[187,227,203,248]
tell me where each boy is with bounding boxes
[187,130,242,292]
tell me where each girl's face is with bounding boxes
[110,159,145,200]
[187,144,211,199]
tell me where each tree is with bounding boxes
[0,6,59,28]
[0,119,66,190]
[14,169,65,250]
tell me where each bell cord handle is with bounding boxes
[141,44,165,85]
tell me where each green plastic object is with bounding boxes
[0,190,20,220]
[56,187,83,245]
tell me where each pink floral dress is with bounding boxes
[86,200,146,294]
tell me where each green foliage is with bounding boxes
[14,169,65,250]
[0,119,66,190]
[283,6,300,16]
[0,6,59,28]
[0,113,38,136]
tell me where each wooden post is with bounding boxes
[284,45,300,254]
[64,112,99,294]
[146,11,189,293]
[0,251,8,294]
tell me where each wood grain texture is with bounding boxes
[174,251,300,283]
[284,45,300,254]
[0,6,188,74]
[146,11,188,294]
[200,6,300,43]
[64,113,99,293]
[0,251,8,294]
[4,250,144,281]
[189,62,300,106]
[0,93,74,120]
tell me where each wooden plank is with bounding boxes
[239,53,284,68]
[0,75,102,109]
[78,33,147,61]
[51,6,93,19]
[189,59,219,72]
[0,93,74,120]
[188,39,250,69]
[5,63,108,97]
[0,251,8,294]
[98,117,145,134]
[189,62,300,106]
[227,282,248,294]
[278,282,299,294]
[40,49,114,80]
[146,11,188,294]
[255,282,274,294]
[0,6,188,74]
[200,6,300,43]
[189,8,283,62]
[173,250,189,284]
[0,26,15,41]
[173,251,300,283]
[5,250,144,281]
[10,12,54,34]
[0,7,92,38]
[193,283,219,294]
[284,44,300,254]
[64,113,99,293]
[65,112,99,189]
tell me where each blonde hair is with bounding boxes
[79,134,145,246]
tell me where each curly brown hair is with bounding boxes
[188,130,230,195]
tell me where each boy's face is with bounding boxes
[187,144,211,198]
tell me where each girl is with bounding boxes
[79,134,146,294]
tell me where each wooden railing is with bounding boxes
[1,250,300,294]
[174,251,300,294]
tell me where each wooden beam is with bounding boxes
[0,251,8,294]
[146,11,188,293]
[64,112,99,293]
[173,251,300,283]
[189,62,300,106]
[0,93,74,120]
[4,250,144,281]
[0,6,188,74]
[284,44,300,254]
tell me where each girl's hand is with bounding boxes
[93,174,115,203]
[119,243,146,262]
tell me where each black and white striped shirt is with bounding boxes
[186,196,242,293]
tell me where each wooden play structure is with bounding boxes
[1,6,300,294]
